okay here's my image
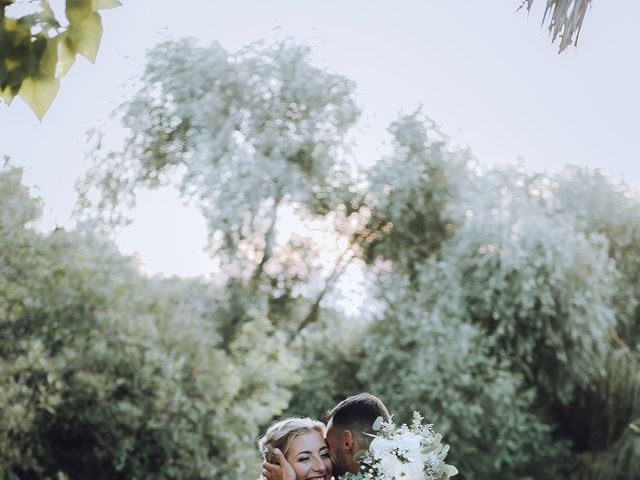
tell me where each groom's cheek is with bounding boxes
[328,446,337,463]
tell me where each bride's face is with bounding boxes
[285,430,333,480]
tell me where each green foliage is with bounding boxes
[447,166,617,403]
[285,309,367,418]
[76,37,363,383]
[77,37,359,273]
[357,110,470,276]
[0,0,120,119]
[355,150,638,478]
[554,167,640,344]
[573,348,640,480]
[546,169,640,479]
[0,162,296,479]
[355,268,573,479]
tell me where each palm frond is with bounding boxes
[522,0,594,52]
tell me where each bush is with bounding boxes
[0,163,296,479]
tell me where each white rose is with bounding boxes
[399,460,424,480]
[396,433,422,461]
[380,455,403,479]
[370,437,395,459]
[381,456,423,480]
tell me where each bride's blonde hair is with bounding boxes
[258,417,326,463]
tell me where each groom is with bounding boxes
[262,393,391,480]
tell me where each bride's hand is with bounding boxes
[262,449,296,480]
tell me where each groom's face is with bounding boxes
[325,419,352,478]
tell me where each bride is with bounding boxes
[259,417,333,480]
[260,393,391,480]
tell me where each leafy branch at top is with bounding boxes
[521,0,593,53]
[0,0,121,119]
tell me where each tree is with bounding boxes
[356,268,573,479]
[0,0,120,119]
[549,168,640,479]
[355,110,471,279]
[78,38,358,250]
[77,37,362,336]
[0,160,297,479]
[446,165,616,403]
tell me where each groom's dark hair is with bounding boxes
[326,392,391,441]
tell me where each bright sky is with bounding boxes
[2,0,639,278]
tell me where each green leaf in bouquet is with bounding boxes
[372,416,384,431]
[353,449,365,464]
[421,444,439,455]
[443,464,459,477]
[437,444,450,460]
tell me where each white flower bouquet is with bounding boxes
[342,412,458,480]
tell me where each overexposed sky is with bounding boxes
[2,0,639,277]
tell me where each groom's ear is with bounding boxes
[342,429,356,453]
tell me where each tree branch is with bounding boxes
[251,188,283,283]
[294,246,356,336]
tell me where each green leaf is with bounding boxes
[0,86,18,106]
[421,445,438,455]
[39,37,59,77]
[37,1,62,29]
[32,34,48,62]
[42,0,56,17]
[352,450,365,464]
[17,9,59,29]
[443,464,459,477]
[0,60,7,86]
[6,59,31,87]
[17,75,60,120]
[66,12,102,63]
[56,33,77,78]
[372,415,384,430]
[92,0,122,10]
[66,0,93,24]
[4,19,31,47]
